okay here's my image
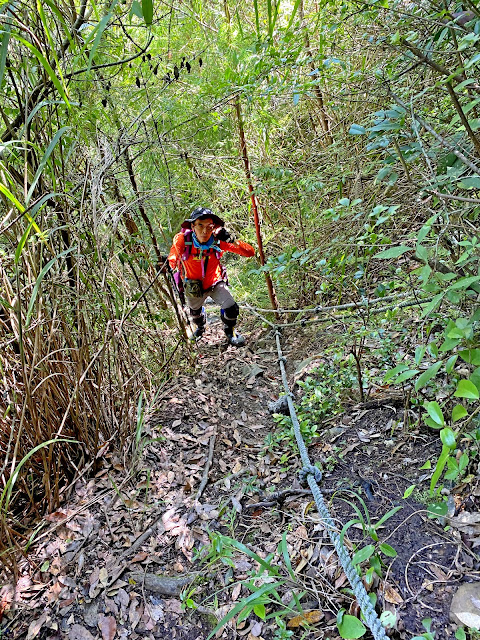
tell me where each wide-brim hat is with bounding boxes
[181,207,224,229]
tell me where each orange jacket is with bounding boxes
[168,232,255,290]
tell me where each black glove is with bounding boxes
[215,227,235,243]
[157,256,171,274]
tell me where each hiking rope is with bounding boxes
[241,290,419,315]
[277,295,434,328]
[274,330,388,640]
[240,293,433,328]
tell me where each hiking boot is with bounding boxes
[225,328,245,347]
[193,326,205,339]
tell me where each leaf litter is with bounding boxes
[0,319,478,639]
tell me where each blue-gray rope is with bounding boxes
[274,330,387,640]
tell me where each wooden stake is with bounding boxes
[234,96,279,314]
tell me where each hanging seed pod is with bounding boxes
[101,98,107,107]
[180,59,184,69]
[173,65,179,80]
[186,61,191,73]
[79,101,83,108]
[153,64,159,75]
[136,77,141,87]
[147,53,151,60]
[199,57,203,67]
[142,55,146,62]
[106,82,111,91]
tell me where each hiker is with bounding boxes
[168,207,255,346]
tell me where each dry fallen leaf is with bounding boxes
[69,623,95,640]
[26,612,48,640]
[287,610,324,628]
[383,584,403,605]
[99,614,117,640]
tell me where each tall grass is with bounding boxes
[0,1,185,576]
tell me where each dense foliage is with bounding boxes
[1,0,479,578]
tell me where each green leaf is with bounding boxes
[40,560,50,571]
[253,603,266,619]
[452,405,468,423]
[440,427,456,449]
[454,379,480,400]
[349,124,366,135]
[352,544,375,566]
[445,354,458,374]
[420,460,431,469]
[425,401,444,426]
[142,0,153,25]
[421,293,443,319]
[415,244,428,262]
[384,363,408,382]
[337,614,367,639]
[459,349,480,366]
[415,361,442,391]
[379,543,397,557]
[26,127,69,205]
[395,369,420,383]
[373,245,411,259]
[459,176,480,190]
[10,34,70,108]
[427,501,448,518]
[447,275,480,291]
[25,247,76,329]
[0,12,11,90]
[455,627,467,640]
[403,484,416,498]
[424,417,443,430]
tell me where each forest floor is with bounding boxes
[1,306,479,640]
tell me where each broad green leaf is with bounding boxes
[384,363,408,382]
[425,401,444,426]
[454,379,479,400]
[349,124,366,135]
[459,177,480,190]
[373,245,411,259]
[421,293,443,319]
[459,349,480,366]
[142,0,153,25]
[253,603,266,619]
[424,417,443,429]
[415,244,428,262]
[440,427,456,449]
[447,275,480,291]
[470,367,480,392]
[379,543,397,557]
[452,404,468,422]
[419,460,431,469]
[414,361,442,391]
[445,354,458,374]
[427,501,448,518]
[352,544,375,566]
[337,614,367,639]
[394,369,419,383]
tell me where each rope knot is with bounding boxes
[299,465,322,485]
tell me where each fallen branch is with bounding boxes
[125,571,196,596]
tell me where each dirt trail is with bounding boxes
[0,311,476,640]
